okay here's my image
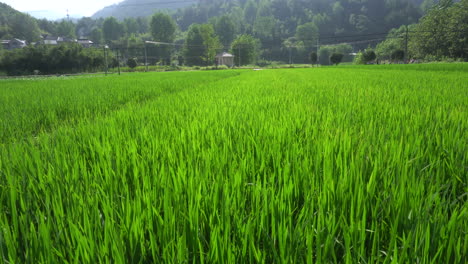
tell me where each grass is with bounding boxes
[0,64,467,263]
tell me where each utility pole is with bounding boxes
[404,25,409,64]
[103,45,108,76]
[238,45,241,67]
[144,44,148,72]
[289,46,292,65]
[117,48,121,75]
[316,37,320,65]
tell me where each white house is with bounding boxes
[77,38,94,48]
[216,52,235,67]
[1,39,27,50]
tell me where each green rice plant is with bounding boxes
[0,64,467,263]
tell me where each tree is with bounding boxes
[75,17,95,38]
[124,18,139,36]
[90,28,104,45]
[330,53,344,65]
[127,57,138,69]
[410,0,467,60]
[9,13,41,43]
[231,34,258,66]
[150,13,177,42]
[310,52,318,65]
[184,24,221,66]
[57,21,76,39]
[362,49,376,63]
[150,13,177,65]
[391,50,405,61]
[318,44,352,65]
[212,15,235,48]
[295,22,319,51]
[102,17,124,43]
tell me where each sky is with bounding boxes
[2,0,121,19]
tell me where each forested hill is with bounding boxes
[177,0,432,34]
[0,3,42,42]
[92,0,198,20]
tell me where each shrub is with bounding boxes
[310,52,318,65]
[330,53,344,65]
[126,58,138,69]
[391,50,405,61]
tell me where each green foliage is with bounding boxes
[410,0,468,60]
[92,0,192,20]
[149,13,177,65]
[126,57,138,69]
[8,13,41,42]
[319,44,353,65]
[102,17,125,43]
[353,51,366,65]
[57,21,76,39]
[0,44,109,75]
[211,15,236,48]
[184,24,221,66]
[391,50,405,61]
[150,13,177,43]
[123,18,139,36]
[330,53,344,65]
[309,52,318,64]
[231,34,259,66]
[363,49,377,62]
[0,65,467,263]
[90,28,104,45]
[295,22,318,44]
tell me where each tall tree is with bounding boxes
[184,24,221,66]
[150,12,177,42]
[57,21,76,39]
[9,13,41,42]
[102,17,124,43]
[150,13,177,65]
[212,15,236,48]
[124,18,139,36]
[231,34,259,66]
[90,28,104,44]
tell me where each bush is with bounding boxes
[310,52,318,64]
[363,50,376,63]
[391,50,405,61]
[126,57,138,69]
[330,53,344,65]
[256,59,271,67]
[353,52,366,65]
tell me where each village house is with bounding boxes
[215,52,235,67]
[77,38,94,48]
[1,39,27,50]
[42,35,78,45]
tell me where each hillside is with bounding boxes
[0,3,42,42]
[92,0,198,20]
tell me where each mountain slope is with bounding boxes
[92,0,198,20]
[0,3,41,42]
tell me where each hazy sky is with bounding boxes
[3,0,121,18]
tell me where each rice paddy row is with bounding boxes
[0,64,467,263]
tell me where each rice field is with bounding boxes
[0,64,467,263]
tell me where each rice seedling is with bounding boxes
[0,64,467,263]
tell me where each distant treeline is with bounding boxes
[0,44,114,76]
[0,1,466,75]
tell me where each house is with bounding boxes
[77,38,93,48]
[1,39,27,50]
[43,35,59,45]
[215,52,235,67]
[57,37,77,44]
[42,35,77,45]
